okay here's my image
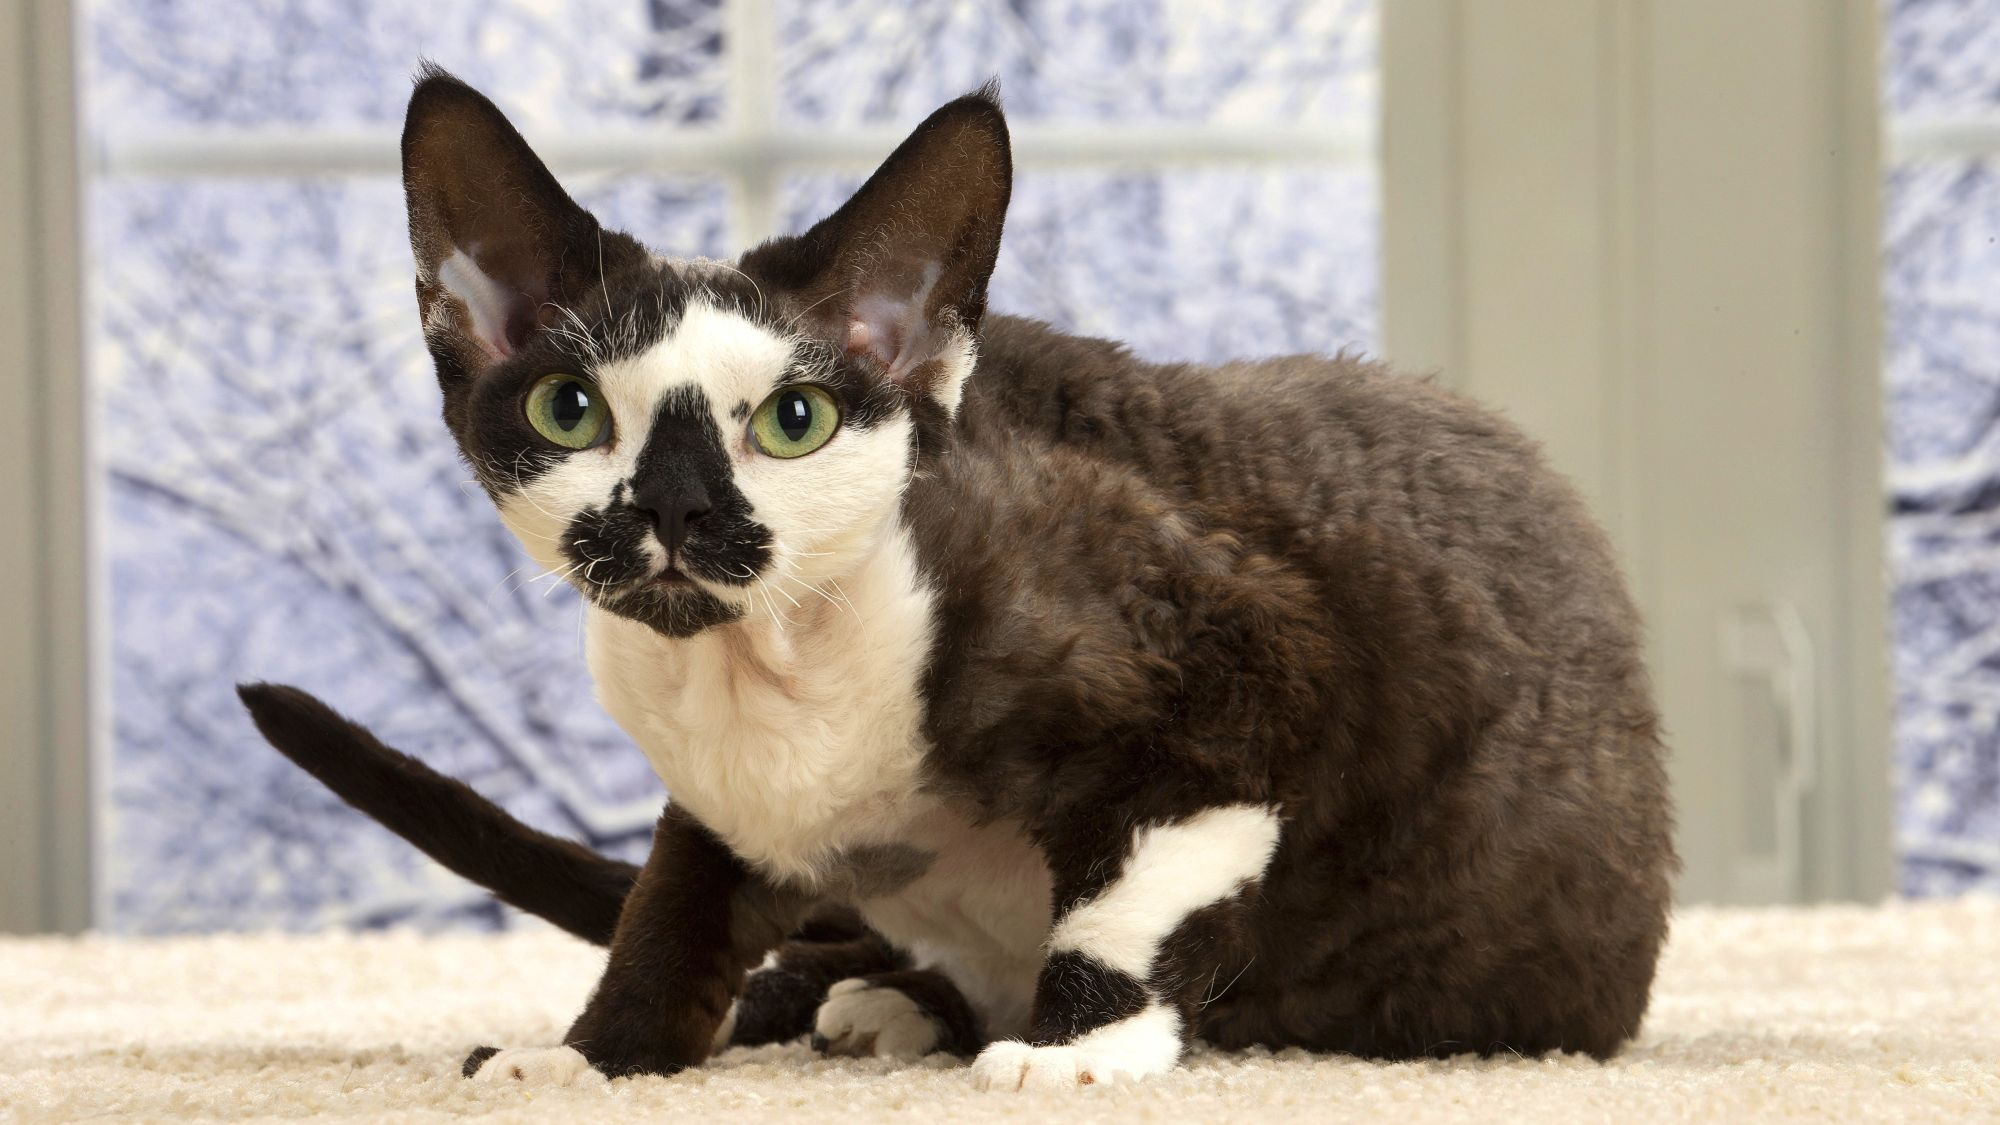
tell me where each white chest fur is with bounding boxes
[586,527,937,882]
[587,526,1055,1035]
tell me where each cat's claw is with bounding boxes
[812,977,941,1059]
[462,1045,607,1088]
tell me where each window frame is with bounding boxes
[1,0,91,934]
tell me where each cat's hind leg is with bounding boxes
[723,929,909,1048]
[812,968,986,1059]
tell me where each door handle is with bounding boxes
[1720,601,1818,900]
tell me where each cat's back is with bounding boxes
[971,314,1562,520]
[964,316,1638,653]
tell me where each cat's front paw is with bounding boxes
[969,1006,1182,1092]
[462,1045,608,1088]
[811,977,941,1059]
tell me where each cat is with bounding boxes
[238,65,1675,1092]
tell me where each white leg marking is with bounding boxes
[814,978,941,1059]
[1047,804,1282,979]
[970,1003,1182,1091]
[466,1045,607,1088]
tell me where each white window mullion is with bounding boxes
[724,0,779,248]
[1888,114,2000,161]
[89,123,1374,180]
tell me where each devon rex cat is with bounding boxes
[239,66,1674,1092]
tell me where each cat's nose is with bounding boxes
[630,481,711,561]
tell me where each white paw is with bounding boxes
[812,977,941,1059]
[969,1004,1182,1092]
[466,1045,608,1088]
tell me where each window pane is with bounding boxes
[85,0,725,130]
[784,166,1379,364]
[777,0,1375,131]
[94,176,728,931]
[1883,157,2000,895]
[1884,0,2000,119]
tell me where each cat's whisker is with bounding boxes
[493,563,535,595]
[500,473,572,531]
[764,548,852,620]
[781,287,843,336]
[536,559,587,597]
[708,262,766,323]
[595,228,614,337]
[823,577,858,617]
[766,578,802,610]
[498,561,564,596]
[782,572,852,619]
[1200,956,1255,1010]
[751,584,779,630]
[745,571,791,633]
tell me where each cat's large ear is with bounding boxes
[740,86,1011,412]
[401,66,641,378]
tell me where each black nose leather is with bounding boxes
[630,481,711,560]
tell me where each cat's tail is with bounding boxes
[235,682,637,945]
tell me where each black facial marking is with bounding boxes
[548,386,773,639]
[602,579,744,639]
[730,400,750,421]
[451,263,697,499]
[627,385,773,587]
[561,498,655,591]
[562,482,747,639]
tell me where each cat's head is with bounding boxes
[401,67,1010,638]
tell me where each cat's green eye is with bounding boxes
[749,385,839,458]
[525,373,611,450]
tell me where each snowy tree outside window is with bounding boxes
[83,0,1379,931]
[1884,0,2000,895]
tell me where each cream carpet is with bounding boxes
[3,899,1997,1123]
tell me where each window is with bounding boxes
[1882,0,2000,895]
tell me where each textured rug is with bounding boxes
[2,899,1997,1123]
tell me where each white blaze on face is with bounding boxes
[492,289,918,619]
